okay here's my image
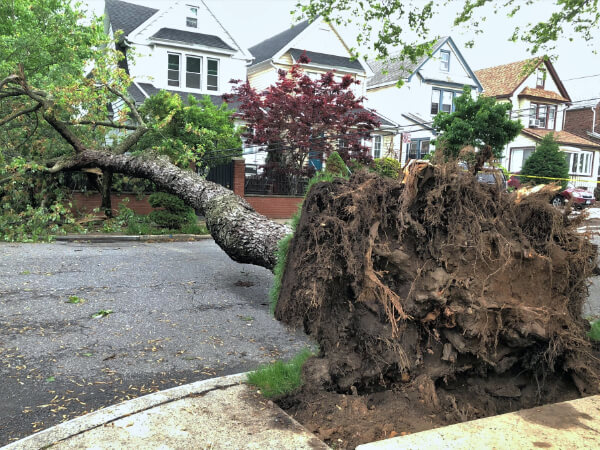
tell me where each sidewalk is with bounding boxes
[4,370,600,449]
[3,373,327,450]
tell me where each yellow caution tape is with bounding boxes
[508,173,600,185]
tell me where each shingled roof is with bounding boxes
[521,129,600,149]
[105,0,158,38]
[367,37,448,87]
[130,82,235,108]
[518,87,569,102]
[249,19,311,67]
[151,28,234,51]
[289,49,363,71]
[474,58,543,98]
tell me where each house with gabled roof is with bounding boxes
[247,17,400,160]
[366,36,483,163]
[104,0,252,107]
[475,58,600,191]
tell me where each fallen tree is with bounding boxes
[275,162,600,404]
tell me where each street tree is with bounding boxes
[0,0,287,268]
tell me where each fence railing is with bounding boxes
[244,164,309,196]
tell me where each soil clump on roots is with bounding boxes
[274,163,599,449]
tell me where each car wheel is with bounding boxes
[551,196,565,207]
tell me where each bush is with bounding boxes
[520,134,569,189]
[372,157,403,179]
[325,151,347,177]
[148,192,196,229]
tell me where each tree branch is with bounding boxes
[71,119,139,130]
[0,103,41,126]
[113,125,148,154]
[105,84,145,126]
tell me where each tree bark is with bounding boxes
[53,150,290,271]
[101,170,113,218]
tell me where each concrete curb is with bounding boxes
[54,234,212,243]
[1,373,246,450]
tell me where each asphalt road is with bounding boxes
[1,226,599,446]
[0,240,311,446]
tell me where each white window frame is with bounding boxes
[566,151,593,177]
[440,50,450,72]
[185,55,202,90]
[167,52,181,87]
[206,58,219,91]
[186,4,198,28]
[373,135,382,159]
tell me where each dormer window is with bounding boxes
[186,5,198,28]
[440,50,450,72]
[536,68,545,88]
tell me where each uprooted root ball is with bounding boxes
[275,164,599,406]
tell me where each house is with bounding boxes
[246,17,399,161]
[104,0,252,107]
[366,36,483,162]
[475,58,600,191]
[563,86,600,145]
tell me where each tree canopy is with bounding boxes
[296,0,599,63]
[432,86,522,161]
[225,55,380,172]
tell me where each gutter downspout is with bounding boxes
[592,106,597,134]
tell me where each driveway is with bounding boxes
[0,240,311,446]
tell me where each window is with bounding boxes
[186,5,198,28]
[529,103,557,129]
[566,152,593,176]
[509,147,535,172]
[186,56,201,89]
[441,91,453,113]
[207,58,219,91]
[338,139,347,151]
[167,53,180,87]
[373,135,382,159]
[431,89,440,115]
[440,50,450,72]
[406,139,430,161]
[536,69,545,88]
[431,88,460,115]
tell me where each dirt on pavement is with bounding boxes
[274,165,599,449]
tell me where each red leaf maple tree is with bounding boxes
[224,53,380,175]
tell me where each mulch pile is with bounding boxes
[274,163,599,449]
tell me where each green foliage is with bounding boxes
[372,157,403,179]
[269,233,294,314]
[432,87,522,161]
[247,348,314,398]
[589,320,600,342]
[297,0,598,60]
[148,192,196,229]
[325,151,348,176]
[136,91,242,168]
[520,134,569,189]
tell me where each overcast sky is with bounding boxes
[85,0,600,102]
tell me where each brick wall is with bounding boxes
[71,192,155,215]
[564,108,593,138]
[245,195,303,219]
[232,157,303,219]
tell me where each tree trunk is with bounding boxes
[100,170,113,218]
[55,150,290,271]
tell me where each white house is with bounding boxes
[366,36,483,162]
[475,58,600,191]
[246,17,399,162]
[104,0,252,106]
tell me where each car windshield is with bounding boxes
[476,173,497,184]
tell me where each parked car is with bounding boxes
[508,176,595,209]
[551,186,596,208]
